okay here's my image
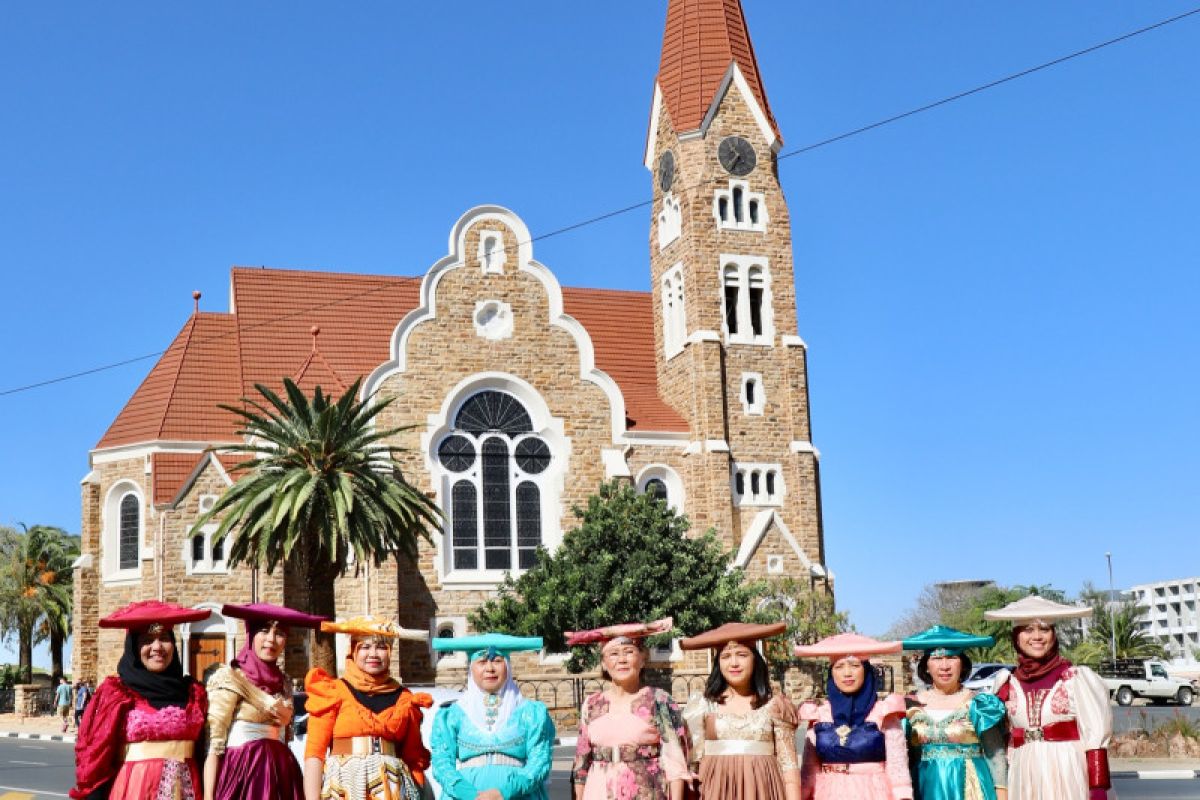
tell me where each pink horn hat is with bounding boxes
[793,632,902,661]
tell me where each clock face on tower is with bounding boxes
[658,150,676,192]
[718,136,757,176]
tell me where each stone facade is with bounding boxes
[71,1,832,688]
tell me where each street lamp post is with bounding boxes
[1106,552,1118,663]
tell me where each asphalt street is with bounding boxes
[0,738,1195,799]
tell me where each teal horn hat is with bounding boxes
[902,625,995,658]
[431,633,545,662]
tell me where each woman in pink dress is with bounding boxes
[72,600,211,800]
[568,618,692,800]
[794,633,913,800]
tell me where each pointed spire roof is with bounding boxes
[293,325,349,395]
[655,0,781,143]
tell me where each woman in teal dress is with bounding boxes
[430,634,555,800]
[902,627,1008,800]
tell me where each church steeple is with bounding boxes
[646,0,781,169]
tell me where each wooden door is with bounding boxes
[189,635,226,682]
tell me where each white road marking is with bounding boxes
[5,761,47,766]
[0,786,70,798]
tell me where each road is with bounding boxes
[0,738,1195,799]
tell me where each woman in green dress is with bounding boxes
[902,627,1007,800]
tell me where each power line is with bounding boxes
[2,6,1197,399]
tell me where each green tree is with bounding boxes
[0,525,77,683]
[192,378,441,673]
[750,576,851,687]
[470,481,756,672]
[1071,585,1167,665]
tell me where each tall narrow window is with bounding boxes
[745,379,756,406]
[662,266,686,357]
[482,439,511,570]
[451,481,478,570]
[748,266,765,337]
[211,534,224,562]
[723,265,741,335]
[191,534,205,564]
[718,196,729,222]
[733,186,744,223]
[515,482,541,569]
[118,494,139,570]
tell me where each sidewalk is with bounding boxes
[1111,757,1200,778]
[0,712,77,742]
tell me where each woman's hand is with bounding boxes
[770,694,800,727]
[475,791,504,800]
[270,699,294,728]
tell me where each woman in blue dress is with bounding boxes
[430,634,555,800]
[902,627,1007,800]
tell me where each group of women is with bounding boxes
[71,594,1114,800]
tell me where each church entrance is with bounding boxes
[188,634,226,681]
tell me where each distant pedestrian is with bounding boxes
[73,680,93,732]
[55,677,72,732]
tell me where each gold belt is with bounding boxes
[123,740,195,761]
[330,736,398,757]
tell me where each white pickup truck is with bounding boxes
[1099,659,1195,706]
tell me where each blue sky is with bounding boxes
[1,2,1197,665]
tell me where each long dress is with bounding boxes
[72,676,207,800]
[571,686,692,800]
[304,668,434,800]
[799,694,913,800]
[430,699,555,800]
[206,664,304,800]
[682,695,798,799]
[905,691,1007,800]
[994,666,1112,800]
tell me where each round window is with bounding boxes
[438,435,476,472]
[514,438,550,474]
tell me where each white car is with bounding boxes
[289,685,464,798]
[963,663,1014,692]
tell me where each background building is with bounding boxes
[1130,576,1200,665]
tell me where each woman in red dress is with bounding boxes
[72,600,211,800]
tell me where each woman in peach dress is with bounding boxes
[569,618,692,800]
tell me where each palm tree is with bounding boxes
[0,525,76,683]
[193,378,441,672]
[1072,599,1167,666]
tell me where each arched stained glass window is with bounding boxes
[438,391,550,574]
[119,494,140,570]
[455,391,533,435]
[644,478,668,505]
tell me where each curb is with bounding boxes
[0,731,76,743]
[1112,769,1200,780]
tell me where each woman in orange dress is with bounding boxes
[71,600,211,800]
[302,616,434,800]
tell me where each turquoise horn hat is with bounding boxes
[431,633,544,662]
[902,625,995,657]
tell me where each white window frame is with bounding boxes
[658,193,682,250]
[184,521,230,576]
[478,230,507,275]
[661,263,687,359]
[740,372,765,415]
[731,462,784,507]
[719,255,774,346]
[635,464,685,514]
[431,616,467,670]
[102,481,144,584]
[714,180,767,232]
[424,376,568,590]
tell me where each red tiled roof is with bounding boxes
[656,0,781,141]
[97,266,688,452]
[151,453,207,505]
[98,313,243,448]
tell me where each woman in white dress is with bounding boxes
[984,595,1113,800]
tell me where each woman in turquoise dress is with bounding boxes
[902,627,1008,800]
[430,634,555,800]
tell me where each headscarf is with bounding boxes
[116,628,193,710]
[460,650,525,734]
[342,637,402,695]
[231,622,286,695]
[1011,626,1071,688]
[827,657,879,730]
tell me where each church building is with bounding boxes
[72,0,830,684]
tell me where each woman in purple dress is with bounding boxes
[202,603,327,800]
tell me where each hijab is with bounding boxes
[827,658,879,729]
[231,622,286,696]
[342,638,402,695]
[461,653,525,735]
[117,628,193,710]
[1011,626,1071,688]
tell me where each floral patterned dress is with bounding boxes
[571,686,692,800]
